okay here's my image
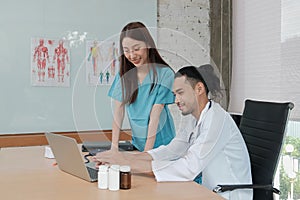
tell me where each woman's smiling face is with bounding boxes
[122,37,149,67]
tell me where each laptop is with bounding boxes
[82,140,134,156]
[45,132,98,182]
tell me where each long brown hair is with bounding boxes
[119,22,172,105]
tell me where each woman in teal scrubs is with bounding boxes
[108,22,175,152]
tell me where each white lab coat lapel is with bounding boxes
[188,101,212,144]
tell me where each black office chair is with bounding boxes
[230,113,242,127]
[213,99,294,200]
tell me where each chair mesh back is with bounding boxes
[240,100,293,199]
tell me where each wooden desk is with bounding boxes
[0,146,224,200]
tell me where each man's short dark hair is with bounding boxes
[175,64,221,97]
[175,66,209,95]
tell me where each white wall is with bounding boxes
[157,0,211,131]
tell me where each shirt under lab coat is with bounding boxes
[148,101,253,200]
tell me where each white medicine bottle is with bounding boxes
[108,165,120,191]
[98,165,109,189]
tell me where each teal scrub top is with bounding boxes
[108,66,175,151]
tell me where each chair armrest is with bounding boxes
[213,184,280,195]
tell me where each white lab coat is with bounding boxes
[148,101,253,200]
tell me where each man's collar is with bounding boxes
[196,100,212,127]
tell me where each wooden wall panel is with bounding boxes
[0,130,131,147]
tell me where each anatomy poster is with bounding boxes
[86,40,119,86]
[31,38,71,87]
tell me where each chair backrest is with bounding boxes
[230,113,242,127]
[239,99,294,200]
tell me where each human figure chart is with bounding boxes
[31,38,71,87]
[87,40,102,76]
[32,39,49,82]
[108,42,119,76]
[99,71,104,84]
[85,40,118,85]
[105,71,110,83]
[53,40,69,83]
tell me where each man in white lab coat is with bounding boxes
[94,65,253,199]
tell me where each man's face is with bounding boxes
[173,76,198,116]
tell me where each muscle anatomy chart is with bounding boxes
[31,38,71,87]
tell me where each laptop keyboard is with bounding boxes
[87,166,98,180]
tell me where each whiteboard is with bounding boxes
[0,0,157,134]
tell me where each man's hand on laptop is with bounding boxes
[92,150,130,168]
